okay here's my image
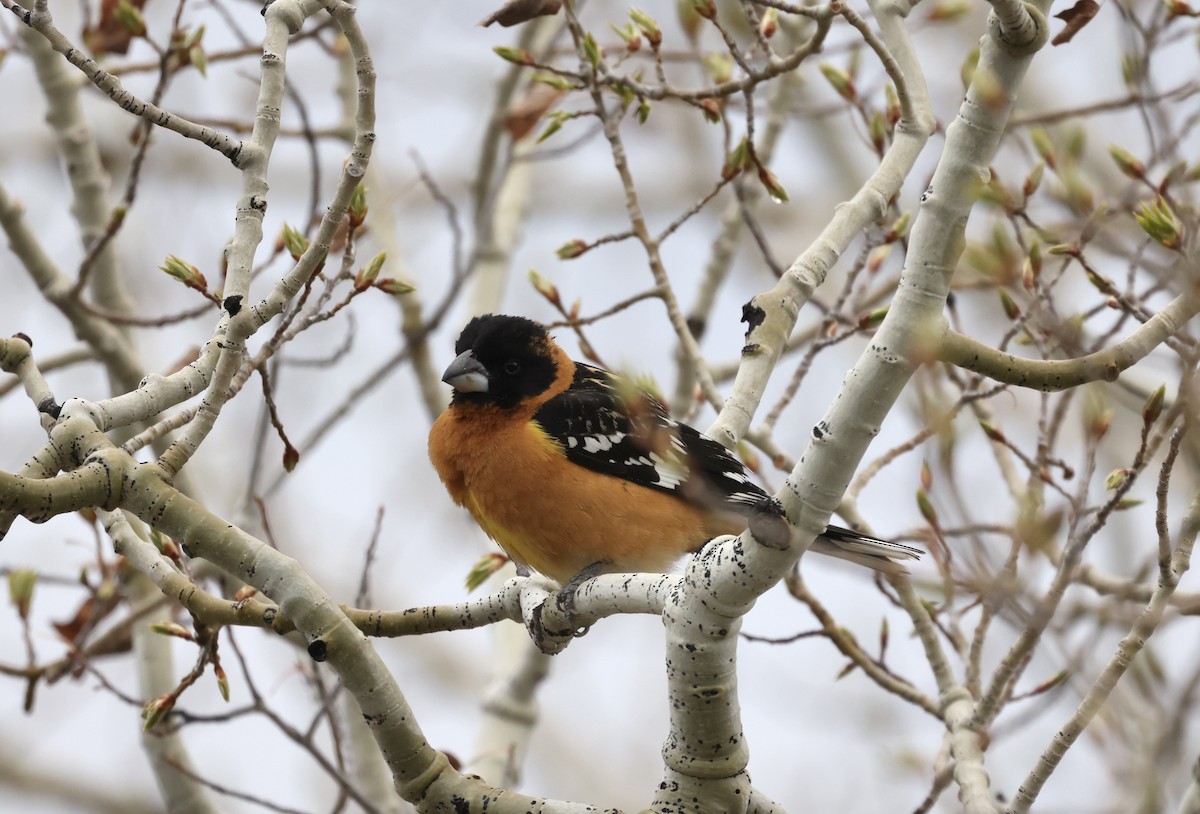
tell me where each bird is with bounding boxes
[428,314,920,587]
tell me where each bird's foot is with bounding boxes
[556,560,609,615]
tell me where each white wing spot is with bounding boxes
[649,451,687,489]
[582,432,625,454]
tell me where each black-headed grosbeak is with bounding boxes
[428,314,919,585]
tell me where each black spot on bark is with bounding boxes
[741,302,766,337]
[307,639,328,662]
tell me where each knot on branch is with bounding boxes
[938,684,980,719]
[518,575,586,655]
[526,599,585,655]
[0,333,33,372]
[78,446,129,513]
[987,2,1049,56]
[263,0,309,34]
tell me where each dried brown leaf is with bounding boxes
[504,83,564,141]
[1052,0,1100,46]
[83,0,150,56]
[479,0,562,28]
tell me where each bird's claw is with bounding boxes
[556,560,608,615]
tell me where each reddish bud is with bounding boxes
[759,8,778,38]
[354,252,386,291]
[757,166,789,202]
[493,46,535,65]
[282,444,300,473]
[555,240,589,260]
[1142,384,1166,425]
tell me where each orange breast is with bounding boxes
[429,405,739,583]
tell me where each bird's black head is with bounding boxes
[443,314,560,409]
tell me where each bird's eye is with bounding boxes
[503,359,521,375]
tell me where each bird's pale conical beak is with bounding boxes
[442,350,489,393]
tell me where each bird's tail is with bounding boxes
[812,525,922,575]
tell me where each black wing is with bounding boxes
[534,364,923,566]
[532,364,767,513]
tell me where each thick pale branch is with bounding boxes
[687,2,1052,807]
[670,18,802,415]
[707,0,936,449]
[0,182,144,391]
[101,509,284,631]
[0,453,120,528]
[157,0,376,478]
[54,414,590,812]
[0,335,57,432]
[764,0,1047,547]
[0,345,92,399]
[940,289,1200,391]
[19,25,131,318]
[983,0,1048,52]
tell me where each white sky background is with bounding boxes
[1,0,1197,812]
